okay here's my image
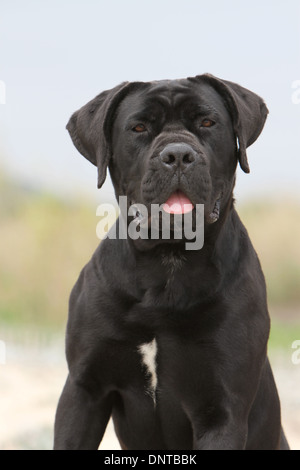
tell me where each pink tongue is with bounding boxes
[163,191,194,214]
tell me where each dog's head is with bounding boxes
[67,74,268,231]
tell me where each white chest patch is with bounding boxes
[138,338,158,403]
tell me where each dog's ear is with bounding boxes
[67,81,144,188]
[195,74,269,173]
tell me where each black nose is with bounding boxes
[160,143,196,169]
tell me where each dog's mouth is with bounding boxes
[162,190,194,215]
[128,191,222,229]
[162,190,222,224]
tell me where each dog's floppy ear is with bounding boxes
[196,74,269,173]
[66,81,144,188]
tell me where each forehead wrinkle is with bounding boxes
[144,80,193,108]
[196,104,220,116]
[122,80,224,124]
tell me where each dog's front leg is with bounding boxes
[193,419,248,450]
[185,396,249,450]
[53,374,112,450]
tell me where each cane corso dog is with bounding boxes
[54,74,289,450]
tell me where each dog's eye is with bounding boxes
[132,124,147,133]
[201,119,215,128]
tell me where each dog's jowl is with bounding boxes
[54,74,289,450]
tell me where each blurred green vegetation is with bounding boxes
[0,172,100,330]
[0,171,299,349]
[238,200,300,307]
[238,199,300,350]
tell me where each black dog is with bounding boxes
[54,74,289,450]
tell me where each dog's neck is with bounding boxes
[120,196,242,310]
[160,248,187,287]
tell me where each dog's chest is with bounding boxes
[137,338,158,404]
[135,254,186,401]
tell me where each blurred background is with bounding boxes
[0,0,299,450]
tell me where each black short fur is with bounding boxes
[54,74,289,450]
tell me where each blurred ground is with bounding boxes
[0,334,299,450]
[0,334,121,450]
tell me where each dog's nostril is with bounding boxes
[161,153,176,165]
[183,153,193,164]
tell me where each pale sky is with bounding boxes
[0,0,299,205]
